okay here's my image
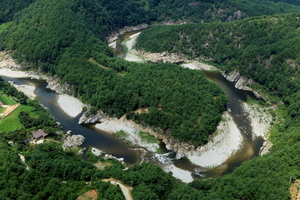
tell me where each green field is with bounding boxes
[0,94,16,105]
[0,105,33,132]
[138,131,159,144]
[0,107,6,114]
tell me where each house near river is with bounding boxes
[31,129,48,140]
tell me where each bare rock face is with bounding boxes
[259,141,273,155]
[78,111,104,124]
[77,147,86,155]
[222,70,240,82]
[46,75,73,94]
[162,136,195,159]
[139,50,189,63]
[227,10,247,21]
[222,70,264,100]
[104,154,125,165]
[62,134,85,150]
[107,24,149,44]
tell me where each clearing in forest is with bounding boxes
[0,94,16,105]
[0,93,19,119]
[290,179,300,200]
[77,189,98,200]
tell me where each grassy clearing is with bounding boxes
[0,95,16,105]
[0,105,34,132]
[114,130,129,138]
[0,107,6,114]
[0,22,12,34]
[138,131,159,144]
[88,58,109,69]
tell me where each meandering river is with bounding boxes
[1,30,265,180]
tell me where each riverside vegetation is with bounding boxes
[1,0,300,199]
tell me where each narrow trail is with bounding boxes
[102,178,133,200]
[19,154,29,170]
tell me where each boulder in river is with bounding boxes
[78,111,103,124]
[62,134,85,150]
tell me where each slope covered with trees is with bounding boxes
[2,0,300,199]
[0,0,230,145]
[137,14,300,98]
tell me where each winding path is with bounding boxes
[102,178,133,200]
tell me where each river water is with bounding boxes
[115,31,265,178]
[1,31,265,180]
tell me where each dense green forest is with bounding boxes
[0,0,232,145]
[2,0,300,199]
[136,14,300,98]
[2,0,300,145]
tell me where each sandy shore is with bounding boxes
[154,153,194,183]
[242,102,272,140]
[95,117,194,182]
[13,84,36,99]
[181,62,220,71]
[123,33,145,62]
[57,94,84,118]
[0,52,38,99]
[187,112,243,168]
[95,116,159,152]
[0,68,30,78]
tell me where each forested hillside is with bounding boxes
[135,12,300,199]
[137,14,300,98]
[2,0,300,199]
[2,0,300,145]
[0,0,231,145]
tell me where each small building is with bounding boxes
[32,129,48,140]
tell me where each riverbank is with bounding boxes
[95,116,195,183]
[0,51,83,117]
[187,112,243,168]
[118,31,274,170]
[57,94,85,118]
[95,116,160,152]
[242,102,272,140]
[123,32,144,62]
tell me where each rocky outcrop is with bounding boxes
[222,70,263,99]
[227,10,247,22]
[107,24,149,44]
[62,131,85,150]
[139,50,189,63]
[222,70,240,82]
[77,147,86,156]
[121,117,196,159]
[45,75,73,94]
[163,137,195,159]
[104,154,125,165]
[161,20,190,26]
[259,141,273,155]
[78,111,104,124]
